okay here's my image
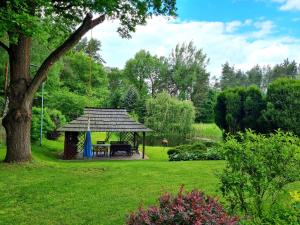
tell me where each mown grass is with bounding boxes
[0,137,225,225]
[0,124,299,225]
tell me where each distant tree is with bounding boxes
[124,50,163,97]
[107,68,126,109]
[235,69,247,87]
[220,63,236,90]
[75,38,104,63]
[122,86,139,113]
[0,0,176,162]
[145,92,195,137]
[246,65,263,88]
[60,51,109,105]
[197,89,218,123]
[272,59,298,80]
[167,41,209,100]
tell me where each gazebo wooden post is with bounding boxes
[64,131,79,159]
[133,132,137,151]
[142,132,145,159]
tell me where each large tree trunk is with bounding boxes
[2,36,32,162]
[1,14,105,162]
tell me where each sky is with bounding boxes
[92,0,300,77]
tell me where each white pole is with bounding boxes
[40,82,44,146]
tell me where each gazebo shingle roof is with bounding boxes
[58,108,152,132]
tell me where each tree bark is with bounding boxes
[3,35,32,162]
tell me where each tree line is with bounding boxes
[1,37,300,141]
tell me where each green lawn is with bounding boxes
[0,127,299,225]
[0,138,225,225]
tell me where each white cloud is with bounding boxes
[272,0,300,11]
[91,16,300,77]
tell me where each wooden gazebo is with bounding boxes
[58,108,152,159]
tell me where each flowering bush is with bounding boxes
[127,187,239,225]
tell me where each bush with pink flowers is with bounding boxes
[127,187,239,225]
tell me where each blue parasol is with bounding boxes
[83,118,93,158]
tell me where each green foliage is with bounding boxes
[259,202,300,225]
[220,130,300,222]
[145,92,195,137]
[60,51,109,104]
[219,59,299,91]
[124,50,164,97]
[215,86,266,134]
[168,41,209,100]
[167,141,222,161]
[262,78,300,135]
[196,89,218,123]
[122,86,140,113]
[31,107,55,141]
[75,37,104,63]
[47,89,88,121]
[46,109,66,140]
[0,1,177,42]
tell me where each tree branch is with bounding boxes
[26,13,106,99]
[0,41,10,53]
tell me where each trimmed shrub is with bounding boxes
[127,187,239,225]
[215,86,266,134]
[262,78,300,135]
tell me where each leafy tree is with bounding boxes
[220,63,236,90]
[60,51,109,105]
[75,37,104,63]
[107,68,126,108]
[272,58,298,81]
[167,41,209,100]
[0,0,176,162]
[47,88,91,121]
[124,50,163,97]
[145,92,195,137]
[220,131,300,222]
[246,65,263,88]
[122,86,139,113]
[197,89,218,123]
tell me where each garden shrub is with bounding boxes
[262,78,300,135]
[215,79,300,136]
[220,130,300,223]
[167,142,223,161]
[127,187,239,225]
[215,86,266,134]
[46,109,66,140]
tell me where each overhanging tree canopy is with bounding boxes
[0,0,177,162]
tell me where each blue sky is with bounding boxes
[93,0,300,76]
[177,0,300,36]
